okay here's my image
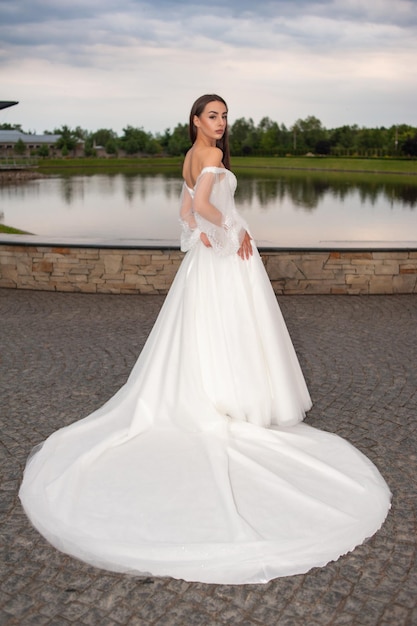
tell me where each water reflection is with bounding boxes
[20,171,417,212]
[235,174,417,211]
[2,170,416,245]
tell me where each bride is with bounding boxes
[19,94,391,585]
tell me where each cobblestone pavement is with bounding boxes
[0,288,416,626]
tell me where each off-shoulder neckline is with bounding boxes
[184,166,230,191]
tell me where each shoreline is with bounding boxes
[0,169,46,184]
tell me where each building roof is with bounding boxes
[0,130,61,144]
[0,101,18,111]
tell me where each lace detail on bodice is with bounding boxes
[179,167,249,257]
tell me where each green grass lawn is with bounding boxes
[232,156,417,174]
[0,224,30,234]
[38,157,183,175]
[37,155,417,175]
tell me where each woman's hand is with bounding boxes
[238,231,253,260]
[200,232,212,247]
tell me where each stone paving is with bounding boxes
[0,288,416,626]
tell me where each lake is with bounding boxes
[1,170,417,247]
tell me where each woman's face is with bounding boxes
[194,101,227,144]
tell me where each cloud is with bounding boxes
[2,0,416,54]
[0,0,416,133]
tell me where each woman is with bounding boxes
[19,95,391,585]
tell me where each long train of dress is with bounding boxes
[19,168,391,584]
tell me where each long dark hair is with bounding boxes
[188,94,231,169]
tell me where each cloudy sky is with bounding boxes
[1,0,416,136]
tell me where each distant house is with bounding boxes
[0,130,84,157]
[0,130,61,156]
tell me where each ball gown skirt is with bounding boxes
[19,242,391,584]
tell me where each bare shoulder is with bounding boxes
[200,146,223,168]
[183,146,224,187]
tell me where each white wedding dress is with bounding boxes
[19,167,391,585]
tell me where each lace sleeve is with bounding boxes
[179,183,201,252]
[193,170,248,257]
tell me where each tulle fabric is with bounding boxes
[180,167,247,256]
[19,169,391,585]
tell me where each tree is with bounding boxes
[105,138,118,155]
[6,117,417,160]
[258,118,291,155]
[54,125,79,153]
[74,126,88,140]
[119,126,161,155]
[401,133,417,157]
[315,139,331,155]
[13,138,26,155]
[229,118,259,155]
[0,123,23,131]
[155,128,172,152]
[329,125,358,155]
[92,128,118,147]
[166,124,189,156]
[36,145,49,157]
[84,129,119,156]
[293,116,327,153]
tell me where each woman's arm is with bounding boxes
[193,171,252,259]
[179,186,197,229]
[193,171,224,227]
[179,185,201,252]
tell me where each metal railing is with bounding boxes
[0,156,39,170]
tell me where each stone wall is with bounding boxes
[264,250,417,295]
[0,243,416,295]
